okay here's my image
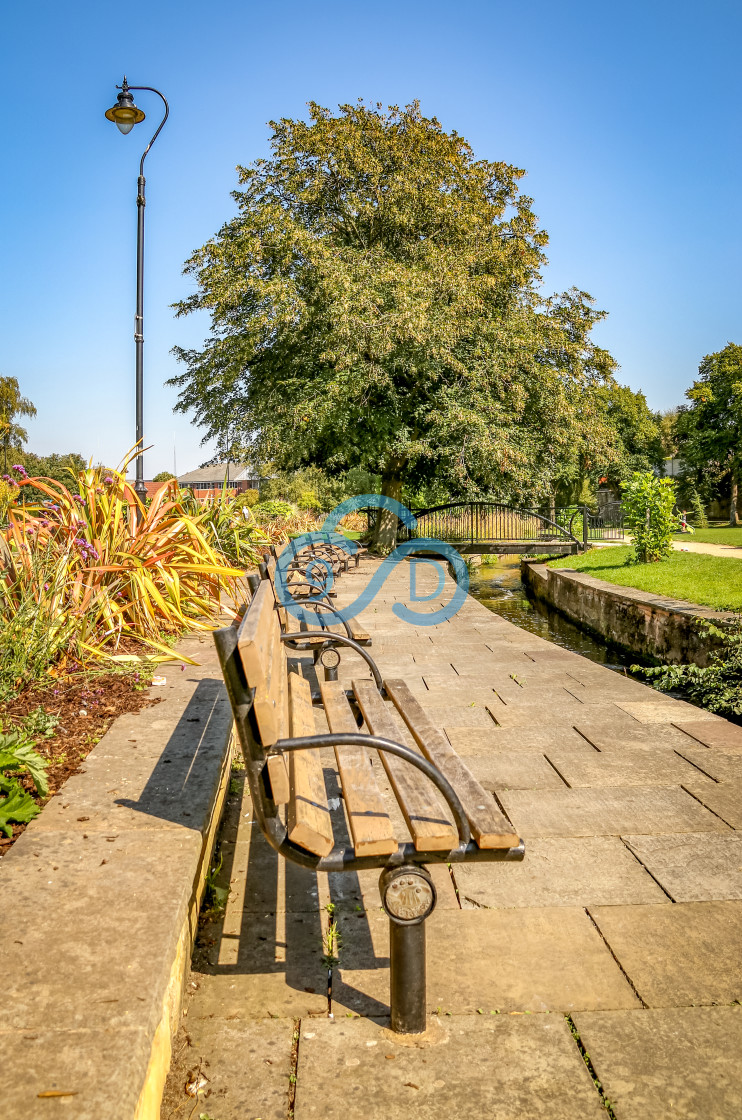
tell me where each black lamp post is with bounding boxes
[105,77,169,505]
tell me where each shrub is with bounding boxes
[234,488,261,509]
[0,728,49,835]
[637,615,742,718]
[688,488,708,529]
[0,453,249,691]
[153,470,176,482]
[253,499,297,520]
[620,471,679,563]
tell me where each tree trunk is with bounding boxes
[730,465,740,527]
[370,467,405,553]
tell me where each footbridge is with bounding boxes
[396,501,583,555]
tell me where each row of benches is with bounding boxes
[215,533,525,1033]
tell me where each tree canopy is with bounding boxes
[0,377,36,474]
[170,101,622,544]
[676,343,742,525]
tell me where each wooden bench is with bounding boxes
[259,551,372,650]
[214,583,524,1034]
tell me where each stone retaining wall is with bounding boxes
[521,561,732,666]
[1,635,234,1120]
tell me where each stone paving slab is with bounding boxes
[443,726,595,756]
[674,719,742,751]
[675,746,742,781]
[575,722,703,752]
[499,787,730,837]
[463,750,567,791]
[0,828,201,1035]
[160,1018,294,1120]
[295,1014,605,1120]
[573,1006,742,1120]
[682,779,742,828]
[339,908,639,1015]
[622,833,742,902]
[615,700,718,723]
[0,1027,154,1120]
[588,901,742,1007]
[454,838,667,909]
[545,747,710,788]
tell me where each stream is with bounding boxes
[467,557,641,675]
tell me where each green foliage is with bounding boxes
[260,466,381,512]
[179,486,270,566]
[169,100,617,548]
[253,499,297,520]
[152,470,176,482]
[637,616,742,718]
[233,488,261,508]
[0,728,50,836]
[677,343,742,526]
[620,472,678,563]
[687,487,708,528]
[0,376,36,473]
[587,383,664,489]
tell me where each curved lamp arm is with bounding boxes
[126,85,170,176]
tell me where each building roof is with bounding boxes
[177,463,259,485]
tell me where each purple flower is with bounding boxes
[44,582,50,590]
[25,526,35,534]
[104,476,113,485]
[73,495,85,504]
[2,474,10,481]
[11,465,27,476]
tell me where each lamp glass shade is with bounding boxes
[115,120,136,135]
[105,100,146,130]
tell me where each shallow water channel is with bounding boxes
[467,557,640,674]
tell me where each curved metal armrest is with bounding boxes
[267,732,471,848]
[277,599,353,640]
[281,630,382,687]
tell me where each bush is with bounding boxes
[153,470,176,482]
[620,471,678,563]
[253,499,297,520]
[637,616,742,717]
[688,488,708,529]
[234,488,261,509]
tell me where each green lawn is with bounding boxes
[673,525,742,547]
[549,546,742,610]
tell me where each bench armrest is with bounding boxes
[280,631,383,688]
[267,731,472,848]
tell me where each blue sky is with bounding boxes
[1,0,739,476]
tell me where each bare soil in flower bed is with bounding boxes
[0,672,162,856]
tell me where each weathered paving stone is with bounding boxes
[545,747,708,788]
[0,1026,153,1120]
[160,1018,294,1120]
[574,722,703,752]
[500,787,731,837]
[294,1014,605,1120]
[588,901,742,1006]
[454,838,667,909]
[463,751,566,791]
[615,700,717,723]
[444,725,596,755]
[682,779,742,828]
[675,746,742,781]
[342,907,639,1014]
[573,1006,742,1120]
[674,719,742,751]
[0,829,201,1034]
[622,833,742,901]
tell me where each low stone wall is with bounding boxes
[1,634,234,1120]
[522,561,732,666]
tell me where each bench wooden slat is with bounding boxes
[352,679,457,852]
[384,679,520,849]
[320,680,397,857]
[237,580,274,692]
[286,673,333,857]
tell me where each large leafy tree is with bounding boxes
[170,101,617,546]
[676,343,742,526]
[0,377,36,474]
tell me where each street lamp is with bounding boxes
[105,76,169,505]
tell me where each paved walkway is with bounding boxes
[671,538,742,559]
[161,557,742,1120]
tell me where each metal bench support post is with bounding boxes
[380,864,437,1034]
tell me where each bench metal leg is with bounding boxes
[380,865,437,1034]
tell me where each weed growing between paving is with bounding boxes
[322,902,342,1018]
[566,1015,617,1118]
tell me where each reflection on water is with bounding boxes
[467,558,641,674]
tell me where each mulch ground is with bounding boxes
[0,672,161,856]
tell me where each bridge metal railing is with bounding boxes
[554,503,625,544]
[392,502,581,547]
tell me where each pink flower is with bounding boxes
[104,476,113,485]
